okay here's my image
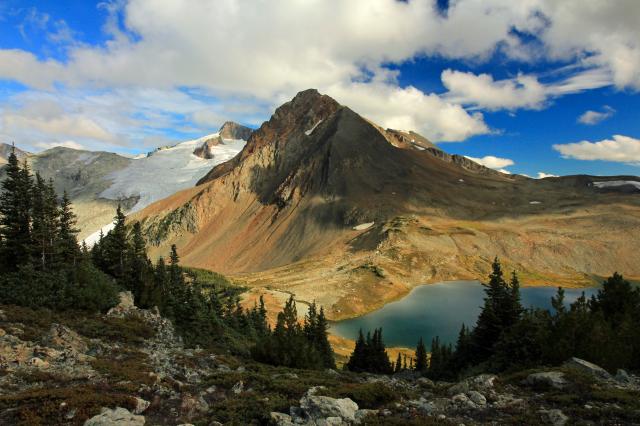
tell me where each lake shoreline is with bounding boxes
[329,280,600,349]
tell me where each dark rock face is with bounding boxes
[193,135,223,159]
[218,121,253,140]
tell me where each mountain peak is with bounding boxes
[218,121,253,140]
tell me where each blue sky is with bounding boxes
[0,0,639,178]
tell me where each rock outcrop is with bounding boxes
[84,407,145,426]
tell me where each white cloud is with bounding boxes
[465,155,515,169]
[553,135,640,164]
[537,172,558,178]
[34,140,86,151]
[327,82,490,142]
[0,0,639,150]
[578,106,616,125]
[442,67,612,111]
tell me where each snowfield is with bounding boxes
[83,134,245,245]
[100,134,245,213]
[593,180,640,191]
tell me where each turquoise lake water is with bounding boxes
[330,280,599,348]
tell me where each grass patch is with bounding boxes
[321,382,402,409]
[90,349,155,386]
[0,384,136,426]
[0,304,155,345]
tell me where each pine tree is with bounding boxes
[346,329,367,372]
[394,352,403,373]
[0,150,33,270]
[57,191,80,267]
[314,307,335,368]
[103,205,129,280]
[31,173,58,270]
[470,257,520,363]
[415,337,428,372]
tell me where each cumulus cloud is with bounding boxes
[0,0,639,150]
[537,172,558,178]
[465,155,515,170]
[553,135,640,164]
[578,106,616,125]
[442,67,612,111]
[328,82,490,142]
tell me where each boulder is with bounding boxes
[299,387,359,422]
[107,292,136,318]
[28,357,49,369]
[524,372,568,389]
[563,357,612,380]
[539,408,568,426]
[354,409,378,424]
[270,412,295,426]
[132,397,150,415]
[448,374,497,395]
[451,393,477,409]
[231,380,244,394]
[83,407,145,426]
[467,391,487,407]
[615,369,632,384]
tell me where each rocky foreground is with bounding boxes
[1,294,639,425]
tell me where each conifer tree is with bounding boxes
[415,337,428,372]
[103,205,129,280]
[31,173,59,269]
[394,352,402,373]
[57,191,80,267]
[0,150,33,270]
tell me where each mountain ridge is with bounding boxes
[132,89,640,319]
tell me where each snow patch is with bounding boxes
[593,180,640,191]
[305,120,323,136]
[99,135,245,214]
[529,201,542,205]
[83,222,115,247]
[353,222,375,231]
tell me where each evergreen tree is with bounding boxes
[31,173,58,270]
[394,352,402,373]
[346,329,368,372]
[102,205,129,280]
[0,150,33,270]
[415,337,428,372]
[57,191,80,267]
[470,258,522,364]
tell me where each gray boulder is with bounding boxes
[563,357,612,380]
[298,387,359,423]
[615,369,632,384]
[448,374,497,395]
[524,371,568,389]
[539,408,569,426]
[83,407,145,426]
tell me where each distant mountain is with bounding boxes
[0,126,249,240]
[0,143,29,165]
[133,89,640,319]
[192,122,253,159]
